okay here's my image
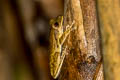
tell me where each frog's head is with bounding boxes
[50,16,63,30]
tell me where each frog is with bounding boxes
[49,15,76,79]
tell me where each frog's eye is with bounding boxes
[54,22,59,27]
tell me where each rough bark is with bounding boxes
[59,0,103,80]
[80,0,104,79]
[97,0,120,80]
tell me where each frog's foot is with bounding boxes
[71,26,77,31]
[66,20,75,29]
[62,46,69,55]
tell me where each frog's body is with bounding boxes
[49,16,75,79]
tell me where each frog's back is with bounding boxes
[49,29,56,53]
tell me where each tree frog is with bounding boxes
[49,16,76,79]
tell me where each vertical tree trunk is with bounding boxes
[59,0,103,80]
[97,0,120,80]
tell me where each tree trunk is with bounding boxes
[59,0,103,80]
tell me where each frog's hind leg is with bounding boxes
[54,46,67,78]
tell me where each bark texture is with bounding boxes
[59,0,103,80]
[97,0,120,80]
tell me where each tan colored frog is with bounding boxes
[49,16,75,79]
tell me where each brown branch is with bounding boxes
[59,0,103,80]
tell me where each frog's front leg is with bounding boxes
[59,21,76,45]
